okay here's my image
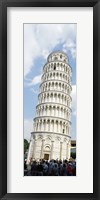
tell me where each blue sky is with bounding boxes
[24,24,76,141]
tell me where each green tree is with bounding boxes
[24,139,29,154]
[71,152,76,159]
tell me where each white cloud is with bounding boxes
[25,74,42,87]
[24,24,76,77]
[24,119,33,141]
[30,88,39,94]
[63,39,76,59]
[24,25,40,77]
[70,48,76,59]
[31,74,42,85]
[71,85,76,116]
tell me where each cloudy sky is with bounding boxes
[24,24,76,141]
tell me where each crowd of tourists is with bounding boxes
[24,158,76,176]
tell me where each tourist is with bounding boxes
[24,159,76,176]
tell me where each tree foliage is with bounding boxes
[71,152,76,159]
[24,139,29,153]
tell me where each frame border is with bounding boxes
[0,0,100,199]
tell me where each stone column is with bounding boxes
[60,141,63,160]
[43,121,44,131]
[52,121,54,132]
[55,121,57,132]
[37,122,39,131]
[69,125,70,135]
[51,106,52,115]
[68,126,69,135]
[54,120,55,132]
[56,122,58,132]
[48,107,50,116]
[66,142,69,160]
[46,120,48,131]
[48,121,50,132]
[27,139,34,164]
[35,121,38,131]
[53,94,54,102]
[60,122,62,133]
[45,107,46,116]
[50,120,51,132]
[32,139,36,159]
[58,122,60,133]
[33,122,35,131]
[41,120,43,131]
[50,141,54,160]
[68,141,71,160]
[58,107,59,116]
[66,125,68,135]
[38,121,40,131]
[40,139,45,159]
[44,121,46,131]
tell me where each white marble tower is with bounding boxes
[27,51,72,163]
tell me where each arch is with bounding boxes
[46,135,52,140]
[56,72,58,78]
[37,135,43,140]
[53,72,55,79]
[51,62,53,67]
[52,82,54,89]
[51,119,54,132]
[58,93,60,103]
[62,95,65,104]
[50,73,52,79]
[64,108,66,118]
[51,93,53,101]
[57,62,59,67]
[46,93,49,102]
[57,106,59,116]
[44,145,51,151]
[55,120,58,132]
[62,83,64,90]
[54,63,56,70]
[61,107,63,117]
[60,121,62,133]
[59,82,61,90]
[67,87,69,94]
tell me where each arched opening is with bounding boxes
[54,63,56,70]
[63,129,65,134]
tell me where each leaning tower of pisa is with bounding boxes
[27,51,72,163]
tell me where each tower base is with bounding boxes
[27,132,71,164]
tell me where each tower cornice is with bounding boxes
[42,69,72,80]
[34,116,72,124]
[39,79,72,90]
[38,90,72,100]
[43,60,72,72]
[36,102,72,112]
[31,131,71,139]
